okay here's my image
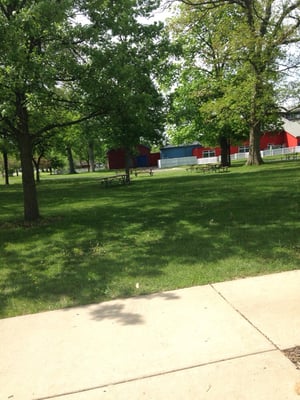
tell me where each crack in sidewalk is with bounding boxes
[210,283,279,351]
[34,284,284,400]
[34,348,276,400]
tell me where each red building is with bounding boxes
[192,118,300,159]
[107,145,160,170]
[107,117,300,169]
[282,118,300,147]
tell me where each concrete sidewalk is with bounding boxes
[1,270,300,400]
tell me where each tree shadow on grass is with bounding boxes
[0,166,299,318]
[0,226,169,318]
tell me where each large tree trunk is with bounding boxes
[246,123,263,165]
[16,92,40,222]
[246,74,264,165]
[19,135,40,221]
[219,135,231,166]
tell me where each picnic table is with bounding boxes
[133,168,153,177]
[186,165,197,172]
[201,164,217,173]
[284,153,298,160]
[202,163,228,173]
[99,174,128,187]
[215,164,229,173]
[188,164,229,173]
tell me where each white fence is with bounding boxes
[230,146,300,161]
[157,146,300,168]
[197,156,219,165]
[158,156,197,168]
[260,146,300,158]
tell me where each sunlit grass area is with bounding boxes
[0,160,299,318]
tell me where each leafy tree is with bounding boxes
[166,5,248,165]
[0,0,94,221]
[80,0,167,180]
[0,0,167,222]
[170,0,300,164]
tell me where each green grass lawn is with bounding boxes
[0,160,299,318]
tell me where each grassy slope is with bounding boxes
[0,161,299,318]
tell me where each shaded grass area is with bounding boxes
[0,161,299,318]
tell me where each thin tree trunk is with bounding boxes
[88,141,95,172]
[3,150,9,185]
[32,156,42,182]
[124,148,132,183]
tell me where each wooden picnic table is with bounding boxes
[284,153,298,160]
[133,168,154,177]
[192,164,229,173]
[99,174,128,187]
[198,164,218,173]
[215,164,229,173]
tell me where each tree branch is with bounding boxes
[260,0,273,36]
[34,111,102,136]
[273,0,300,37]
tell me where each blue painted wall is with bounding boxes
[160,144,201,159]
[136,155,149,167]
